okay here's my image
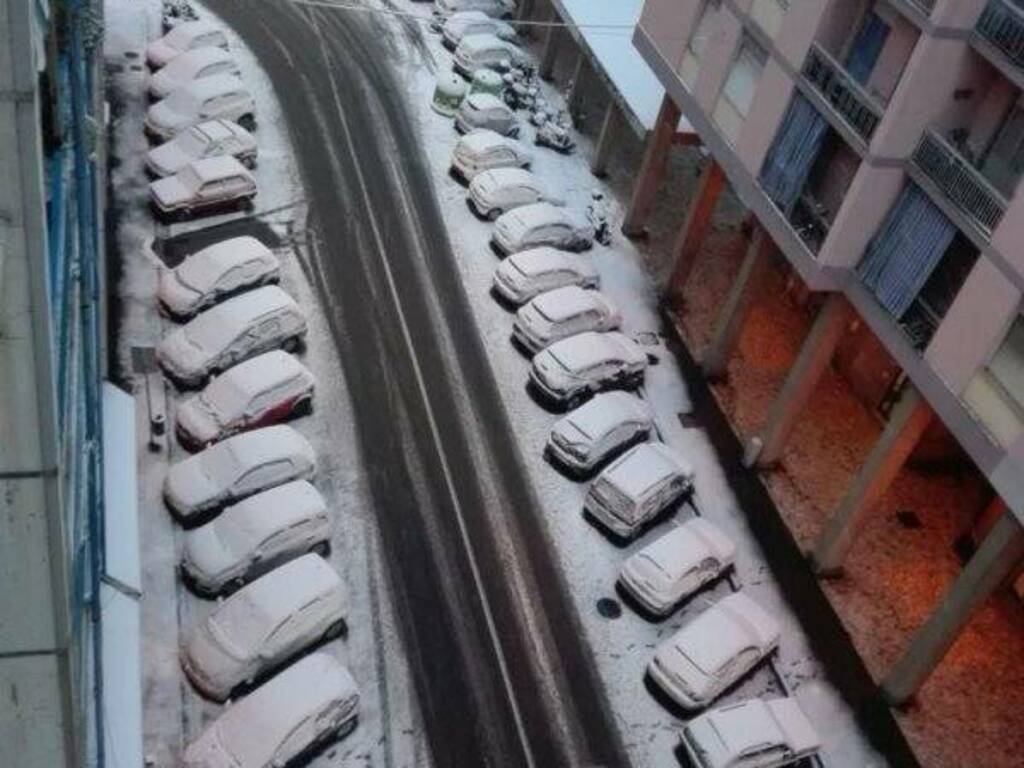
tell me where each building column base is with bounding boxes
[666,159,725,305]
[538,8,562,81]
[622,94,680,238]
[591,100,623,178]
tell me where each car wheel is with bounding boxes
[487,207,502,222]
[565,391,585,411]
[323,619,345,642]
[293,397,313,417]
[282,336,300,353]
[508,126,520,138]
[240,155,257,170]
[310,540,330,557]
[237,114,256,132]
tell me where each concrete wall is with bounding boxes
[932,0,987,29]
[638,0,696,72]
[818,164,905,268]
[866,7,920,106]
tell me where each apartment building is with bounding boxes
[627,0,1024,724]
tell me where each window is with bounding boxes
[713,38,768,143]
[750,0,789,39]
[965,314,1024,447]
[680,0,720,88]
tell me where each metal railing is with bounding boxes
[912,128,1008,237]
[977,0,1024,72]
[802,43,885,143]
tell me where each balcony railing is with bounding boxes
[912,129,1008,237]
[977,0,1024,73]
[802,43,884,143]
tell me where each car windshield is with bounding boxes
[199,441,245,485]
[163,88,201,114]
[175,127,210,157]
[203,375,250,419]
[175,165,203,193]
[176,253,225,291]
[165,25,199,47]
[183,307,241,352]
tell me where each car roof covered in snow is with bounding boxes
[529,286,609,323]
[507,247,596,278]
[502,201,570,230]
[207,350,311,401]
[192,118,248,143]
[193,284,297,327]
[475,167,538,189]
[219,480,326,537]
[546,331,639,372]
[459,129,519,154]
[559,391,650,440]
[162,45,235,73]
[165,20,221,46]
[640,518,735,575]
[188,154,249,182]
[464,92,507,111]
[212,423,313,468]
[178,73,247,101]
[673,593,779,675]
[599,441,690,500]
[697,697,820,757]
[204,653,357,763]
[458,32,517,54]
[182,235,273,270]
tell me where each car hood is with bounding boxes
[150,176,193,208]
[653,643,713,700]
[157,328,209,377]
[622,552,676,596]
[515,305,553,341]
[146,100,192,134]
[532,351,576,390]
[184,621,247,696]
[158,269,203,314]
[181,725,241,768]
[164,458,221,517]
[149,69,178,98]
[183,524,237,583]
[176,397,223,444]
[147,141,193,177]
[146,40,181,67]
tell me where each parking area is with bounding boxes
[105,1,430,765]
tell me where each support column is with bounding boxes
[665,159,726,303]
[622,94,681,237]
[882,510,1024,705]
[591,100,623,177]
[745,294,853,468]
[538,8,562,81]
[810,385,932,576]
[567,51,590,119]
[701,225,771,379]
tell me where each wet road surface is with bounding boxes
[200,1,629,766]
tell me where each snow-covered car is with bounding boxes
[513,286,620,354]
[453,33,530,78]
[163,425,317,521]
[146,20,228,69]
[442,11,516,49]
[681,697,821,768]
[148,46,240,100]
[492,202,594,255]
[451,129,532,181]
[146,119,257,178]
[182,652,359,768]
[176,350,315,450]
[434,0,516,23]
[181,555,346,701]
[468,167,556,220]
[584,442,694,539]
[158,235,279,319]
[182,480,330,595]
[149,155,256,220]
[455,93,519,137]
[528,330,648,410]
[546,391,653,478]
[648,592,780,711]
[156,285,307,388]
[491,247,599,306]
[145,74,255,140]
[619,518,736,615]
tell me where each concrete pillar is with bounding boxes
[745,294,853,468]
[567,51,590,119]
[665,159,726,303]
[811,385,932,576]
[701,225,772,379]
[882,510,1024,705]
[591,100,623,178]
[538,8,562,81]
[622,94,681,237]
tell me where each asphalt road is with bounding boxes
[200,2,629,766]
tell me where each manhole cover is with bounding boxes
[896,510,922,530]
[596,598,622,619]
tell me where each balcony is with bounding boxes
[976,0,1024,74]
[912,129,1008,238]
[802,43,885,144]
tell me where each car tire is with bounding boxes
[293,397,313,417]
[240,155,257,170]
[282,336,300,353]
[323,619,345,642]
[508,126,520,138]
[487,207,502,222]
[565,391,585,412]
[310,540,330,557]
[237,114,256,132]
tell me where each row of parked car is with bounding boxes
[143,17,363,767]
[433,8,824,766]
[144,21,260,221]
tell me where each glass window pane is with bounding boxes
[722,41,767,117]
[989,316,1024,407]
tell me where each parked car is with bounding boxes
[176,350,315,450]
[455,93,519,137]
[157,235,280,319]
[492,202,594,255]
[433,0,516,23]
[681,697,821,768]
[182,653,360,768]
[149,155,256,220]
[618,518,736,615]
[546,391,653,478]
[491,247,599,306]
[513,286,620,354]
[453,33,530,77]
[529,330,648,410]
[468,168,556,220]
[451,129,532,181]
[442,10,516,49]
[182,480,330,595]
[145,74,255,140]
[163,424,316,521]
[182,554,346,700]
[148,46,240,100]
[146,20,228,69]
[146,119,257,178]
[648,592,780,711]
[156,285,307,388]
[584,442,694,539]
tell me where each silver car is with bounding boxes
[148,155,256,220]
[528,331,648,411]
[455,93,519,137]
[146,119,257,178]
[546,391,652,478]
[451,129,532,181]
[181,653,359,767]
[442,11,517,50]
[492,202,594,255]
[181,554,347,700]
[148,46,240,100]
[512,286,620,355]
[453,33,530,78]
[468,168,556,221]
[146,20,228,69]
[145,74,255,140]
[491,247,599,306]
